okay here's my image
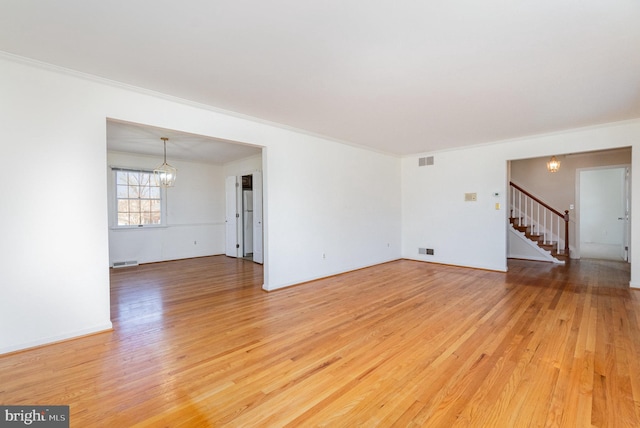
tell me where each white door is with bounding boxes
[579,167,628,260]
[225,176,238,257]
[252,171,264,264]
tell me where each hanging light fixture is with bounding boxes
[154,137,177,187]
[546,156,561,173]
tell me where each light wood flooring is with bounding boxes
[1,256,639,427]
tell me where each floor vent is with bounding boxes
[419,248,435,255]
[113,260,139,268]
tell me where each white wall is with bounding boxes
[223,154,262,177]
[107,151,226,265]
[402,120,640,287]
[0,54,402,353]
[402,148,508,271]
[0,58,112,353]
[264,136,402,289]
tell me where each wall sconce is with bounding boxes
[546,156,560,173]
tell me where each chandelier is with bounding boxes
[546,156,560,173]
[154,137,177,187]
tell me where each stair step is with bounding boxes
[510,224,567,264]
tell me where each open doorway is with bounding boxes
[106,119,263,267]
[225,171,263,264]
[508,147,632,264]
[242,175,254,261]
[577,166,630,261]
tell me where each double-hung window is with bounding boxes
[114,169,162,226]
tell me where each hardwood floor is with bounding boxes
[1,256,639,427]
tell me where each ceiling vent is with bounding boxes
[418,156,434,167]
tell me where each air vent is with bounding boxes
[418,156,434,167]
[113,260,139,268]
[418,248,434,255]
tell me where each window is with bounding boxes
[114,169,162,226]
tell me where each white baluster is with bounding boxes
[512,186,515,220]
[530,199,533,230]
[518,191,522,226]
[536,203,540,238]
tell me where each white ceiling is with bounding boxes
[2,1,640,156]
[107,120,261,164]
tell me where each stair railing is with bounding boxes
[510,182,570,256]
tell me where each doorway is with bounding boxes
[241,174,254,261]
[578,166,630,261]
[225,171,263,264]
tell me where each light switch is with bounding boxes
[495,203,501,210]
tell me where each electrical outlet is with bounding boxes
[464,192,477,202]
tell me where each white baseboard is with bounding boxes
[0,322,113,355]
[263,257,402,291]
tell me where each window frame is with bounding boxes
[111,167,166,229]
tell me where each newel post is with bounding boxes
[564,210,570,256]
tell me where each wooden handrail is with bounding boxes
[510,181,570,256]
[510,181,564,218]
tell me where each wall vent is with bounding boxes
[418,156,434,167]
[113,260,139,268]
[418,248,435,255]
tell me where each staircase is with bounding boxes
[509,182,570,264]
[509,216,568,263]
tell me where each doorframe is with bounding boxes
[225,170,263,265]
[575,163,631,261]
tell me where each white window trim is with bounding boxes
[111,166,168,229]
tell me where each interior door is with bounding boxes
[252,171,264,264]
[225,176,238,257]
